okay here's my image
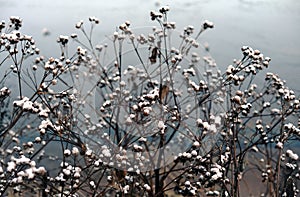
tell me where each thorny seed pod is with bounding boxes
[149,47,158,63]
[159,84,169,104]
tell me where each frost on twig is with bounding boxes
[0,6,299,197]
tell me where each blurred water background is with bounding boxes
[1,2,299,194]
[1,0,299,90]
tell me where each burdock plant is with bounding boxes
[0,6,299,197]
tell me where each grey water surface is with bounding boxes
[1,0,299,89]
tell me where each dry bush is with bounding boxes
[0,7,299,197]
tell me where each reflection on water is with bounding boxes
[0,0,299,89]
